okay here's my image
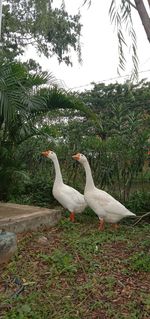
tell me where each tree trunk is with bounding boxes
[0,0,3,42]
[134,0,150,43]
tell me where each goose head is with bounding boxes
[41,149,57,160]
[72,153,87,164]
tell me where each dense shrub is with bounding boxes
[8,177,55,208]
[126,191,150,214]
[26,178,55,207]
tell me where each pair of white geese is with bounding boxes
[42,150,136,230]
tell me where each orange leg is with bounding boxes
[98,218,105,231]
[70,212,75,222]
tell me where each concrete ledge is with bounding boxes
[0,203,62,233]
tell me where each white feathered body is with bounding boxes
[43,150,87,214]
[73,153,136,224]
[53,182,87,213]
[84,187,135,223]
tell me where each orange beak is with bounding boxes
[72,153,80,161]
[41,150,50,157]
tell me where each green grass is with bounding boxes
[0,213,150,319]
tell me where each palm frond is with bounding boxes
[39,86,96,120]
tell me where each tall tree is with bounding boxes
[1,0,82,64]
[134,0,150,42]
[80,81,150,139]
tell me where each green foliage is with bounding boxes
[0,62,48,201]
[0,61,48,137]
[126,191,150,214]
[0,61,91,203]
[1,74,149,212]
[39,249,78,274]
[78,81,150,202]
[129,252,150,272]
[0,145,30,201]
[7,178,55,207]
[80,81,150,134]
[1,0,82,64]
[25,177,54,207]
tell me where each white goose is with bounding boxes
[72,153,136,230]
[42,150,87,222]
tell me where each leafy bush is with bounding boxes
[126,191,150,214]
[8,177,55,207]
[25,177,55,207]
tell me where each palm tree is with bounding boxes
[0,61,91,200]
[0,61,90,144]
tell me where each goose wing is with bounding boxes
[53,183,86,212]
[86,188,134,216]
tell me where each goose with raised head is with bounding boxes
[42,150,87,222]
[72,153,136,230]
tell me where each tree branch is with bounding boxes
[134,0,150,42]
[147,0,150,8]
[125,0,137,10]
[133,211,150,226]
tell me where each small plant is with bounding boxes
[39,250,78,274]
[142,294,150,311]
[129,251,150,272]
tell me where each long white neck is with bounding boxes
[51,156,63,185]
[82,159,95,191]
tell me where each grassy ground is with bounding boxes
[0,212,150,319]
